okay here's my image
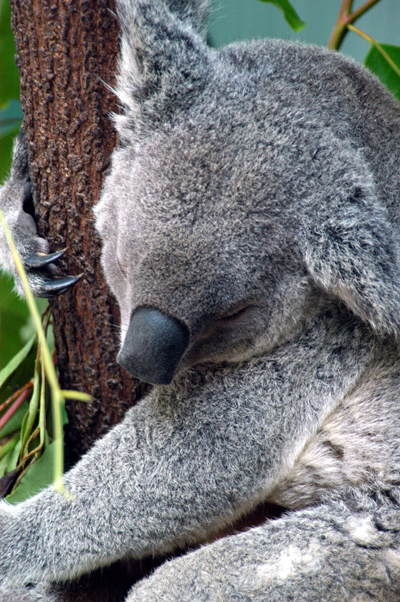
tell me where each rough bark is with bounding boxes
[10,0,147,460]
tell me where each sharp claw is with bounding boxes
[36,274,83,298]
[25,249,67,269]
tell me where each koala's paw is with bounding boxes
[23,243,82,299]
[0,132,81,298]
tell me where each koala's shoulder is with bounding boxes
[219,39,398,112]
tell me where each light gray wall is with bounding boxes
[209,0,400,63]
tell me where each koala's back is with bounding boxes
[220,39,400,224]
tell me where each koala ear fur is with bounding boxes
[114,0,209,118]
[303,184,400,338]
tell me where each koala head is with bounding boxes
[95,1,400,385]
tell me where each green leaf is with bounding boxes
[0,452,11,477]
[0,431,19,461]
[0,402,28,438]
[0,272,29,318]
[365,43,400,103]
[0,335,35,389]
[20,367,40,456]
[257,0,305,32]
[0,342,36,408]
[0,272,32,368]
[6,441,58,503]
[5,436,20,472]
[0,337,36,442]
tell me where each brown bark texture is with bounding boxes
[10,0,147,460]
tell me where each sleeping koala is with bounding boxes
[1,0,400,600]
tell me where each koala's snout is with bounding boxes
[117,307,190,385]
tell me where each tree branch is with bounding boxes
[328,0,382,51]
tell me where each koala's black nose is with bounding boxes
[117,307,190,385]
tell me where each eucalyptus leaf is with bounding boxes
[0,402,28,438]
[5,437,21,472]
[257,0,305,32]
[20,366,40,455]
[6,440,57,503]
[0,466,18,496]
[0,335,35,389]
[0,272,29,318]
[0,431,19,461]
[0,272,31,367]
[0,344,36,410]
[365,43,400,103]
[0,453,10,477]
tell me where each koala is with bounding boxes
[1,0,400,600]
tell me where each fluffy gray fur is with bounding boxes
[1,0,400,600]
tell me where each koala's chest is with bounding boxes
[268,363,400,510]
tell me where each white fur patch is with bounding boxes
[346,516,380,546]
[256,543,322,584]
[385,549,400,570]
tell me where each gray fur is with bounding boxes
[1,0,400,599]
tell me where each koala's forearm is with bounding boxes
[0,310,370,588]
[2,377,278,586]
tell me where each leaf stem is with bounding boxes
[0,380,33,414]
[347,24,400,78]
[0,388,31,432]
[350,0,382,22]
[328,0,382,51]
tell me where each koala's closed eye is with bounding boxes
[219,304,255,323]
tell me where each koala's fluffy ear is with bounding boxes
[114,0,209,121]
[302,179,400,338]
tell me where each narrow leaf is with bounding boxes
[0,431,19,462]
[0,467,19,498]
[0,403,28,439]
[6,438,21,472]
[20,366,40,457]
[0,335,35,389]
[257,0,305,32]
[6,441,58,503]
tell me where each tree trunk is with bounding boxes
[9,0,148,461]
[9,3,151,598]
[9,2,283,600]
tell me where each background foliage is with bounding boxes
[0,0,399,500]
